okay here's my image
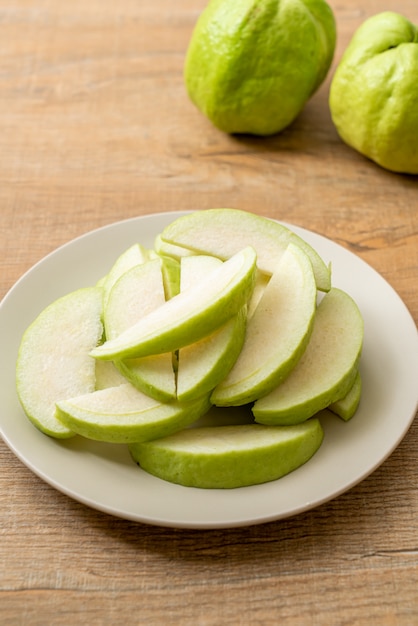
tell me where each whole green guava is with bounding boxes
[329,11,418,175]
[184,0,336,136]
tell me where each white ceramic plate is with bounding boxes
[1,212,417,529]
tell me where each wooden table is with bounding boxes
[1,1,417,623]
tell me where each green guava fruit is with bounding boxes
[329,11,418,174]
[184,0,336,136]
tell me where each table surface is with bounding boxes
[1,1,417,624]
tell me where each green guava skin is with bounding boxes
[329,12,418,175]
[184,0,336,136]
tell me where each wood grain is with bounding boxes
[1,1,417,624]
